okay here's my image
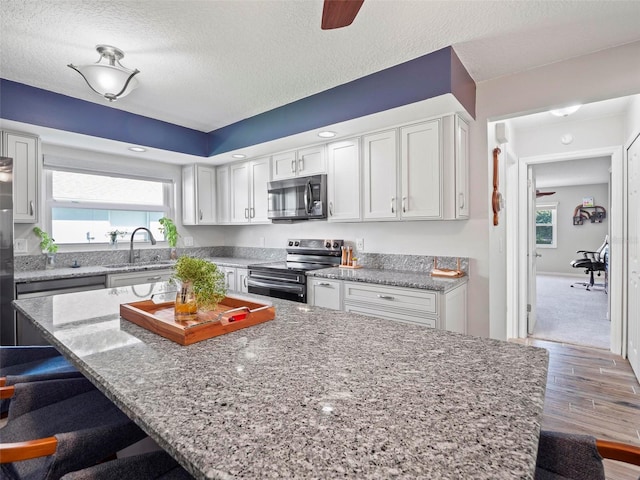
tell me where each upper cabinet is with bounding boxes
[216,165,231,225]
[230,157,270,224]
[272,145,326,180]
[362,130,398,220]
[327,138,361,222]
[2,131,40,223]
[182,164,216,225]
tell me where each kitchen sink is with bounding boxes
[104,261,174,269]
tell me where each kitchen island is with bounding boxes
[13,284,548,479]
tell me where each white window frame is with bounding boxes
[43,167,175,247]
[535,202,558,249]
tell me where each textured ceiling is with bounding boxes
[2,0,640,133]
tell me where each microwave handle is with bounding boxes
[304,180,312,214]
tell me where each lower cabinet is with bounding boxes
[308,278,468,334]
[218,266,248,293]
[237,268,249,294]
[307,278,342,310]
[106,269,173,288]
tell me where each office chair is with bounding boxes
[570,235,608,291]
[0,377,146,480]
[535,430,640,480]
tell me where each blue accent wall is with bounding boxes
[1,46,475,158]
[0,79,208,156]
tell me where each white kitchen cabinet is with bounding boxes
[2,131,39,223]
[182,164,216,225]
[362,130,398,220]
[219,266,237,292]
[400,120,442,219]
[442,114,470,220]
[230,157,270,224]
[106,269,173,288]
[307,277,342,310]
[216,165,231,224]
[327,138,361,222]
[340,280,467,333]
[271,145,326,180]
[237,268,249,294]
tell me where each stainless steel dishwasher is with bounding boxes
[14,275,107,345]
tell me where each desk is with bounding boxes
[13,284,548,479]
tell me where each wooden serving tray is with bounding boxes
[120,296,275,345]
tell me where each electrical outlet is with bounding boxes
[183,236,194,247]
[356,238,364,251]
[14,238,28,253]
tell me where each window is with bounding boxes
[536,203,557,248]
[45,169,173,245]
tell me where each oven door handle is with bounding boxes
[249,272,304,283]
[248,279,305,293]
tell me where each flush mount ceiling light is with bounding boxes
[549,105,581,117]
[318,131,336,138]
[68,45,140,102]
[128,146,146,152]
[232,154,246,159]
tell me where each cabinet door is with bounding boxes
[327,139,361,222]
[443,283,467,334]
[308,278,342,310]
[249,157,270,223]
[230,163,250,224]
[4,132,38,222]
[196,165,216,224]
[272,151,296,180]
[363,130,398,220]
[220,266,236,292]
[297,145,326,177]
[216,165,231,224]
[400,120,441,219]
[237,268,249,294]
[181,165,197,225]
[455,116,470,219]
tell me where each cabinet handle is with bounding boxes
[391,197,395,214]
[29,200,34,216]
[243,276,248,288]
[250,207,255,218]
[329,202,333,216]
[402,197,406,213]
[199,209,203,220]
[377,294,395,300]
[291,159,296,173]
[244,208,249,219]
[147,276,162,281]
[318,282,332,287]
[458,193,465,209]
[298,158,304,172]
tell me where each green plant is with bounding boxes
[159,217,179,248]
[33,227,58,254]
[172,256,226,311]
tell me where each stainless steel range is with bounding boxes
[248,238,344,303]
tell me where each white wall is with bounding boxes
[535,183,609,275]
[483,40,640,340]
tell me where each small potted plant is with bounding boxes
[33,227,58,269]
[106,229,127,248]
[159,217,179,260]
[172,256,226,320]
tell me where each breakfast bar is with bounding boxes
[12,284,548,479]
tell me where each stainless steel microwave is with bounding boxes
[267,174,327,222]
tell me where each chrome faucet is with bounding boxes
[129,227,157,263]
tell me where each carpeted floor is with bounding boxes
[532,274,610,349]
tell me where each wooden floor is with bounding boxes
[514,338,640,480]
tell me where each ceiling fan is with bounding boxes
[321,0,365,29]
[536,190,556,198]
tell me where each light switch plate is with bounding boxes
[183,236,194,247]
[14,238,28,253]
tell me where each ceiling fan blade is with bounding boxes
[321,0,364,30]
[536,190,556,198]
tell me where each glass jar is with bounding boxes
[175,281,197,321]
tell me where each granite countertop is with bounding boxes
[14,257,268,283]
[13,284,548,479]
[308,266,468,292]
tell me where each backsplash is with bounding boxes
[15,246,467,274]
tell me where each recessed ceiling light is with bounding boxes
[232,154,246,159]
[549,105,581,117]
[318,131,336,138]
[128,146,146,152]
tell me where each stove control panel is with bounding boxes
[287,238,344,252]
